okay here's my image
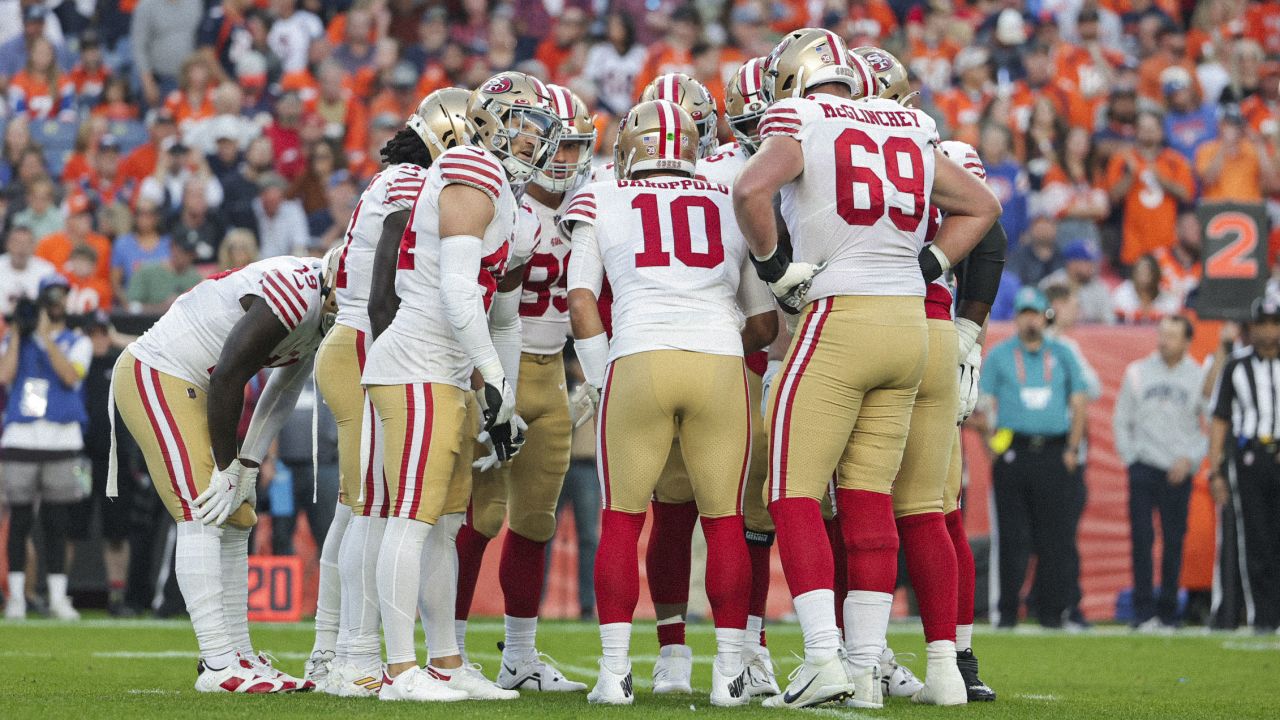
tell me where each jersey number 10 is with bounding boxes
[834,128,926,232]
[632,194,726,269]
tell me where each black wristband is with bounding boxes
[919,245,944,283]
[750,247,790,284]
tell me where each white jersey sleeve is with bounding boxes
[579,178,753,363]
[333,163,429,334]
[361,146,517,390]
[759,96,938,301]
[695,143,747,187]
[128,256,327,391]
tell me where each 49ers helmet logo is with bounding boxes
[482,76,513,94]
[863,50,895,73]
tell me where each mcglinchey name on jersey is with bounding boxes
[616,178,730,195]
[817,102,924,129]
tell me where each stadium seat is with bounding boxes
[107,120,148,154]
[34,119,80,176]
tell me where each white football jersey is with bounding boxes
[361,146,517,390]
[696,142,747,186]
[518,193,573,355]
[333,163,429,334]
[758,95,939,301]
[129,256,327,391]
[563,178,774,363]
[925,141,988,320]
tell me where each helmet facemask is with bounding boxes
[477,100,563,184]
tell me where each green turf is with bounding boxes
[1,618,1277,718]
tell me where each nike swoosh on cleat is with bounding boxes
[621,673,633,697]
[729,673,746,698]
[782,676,816,704]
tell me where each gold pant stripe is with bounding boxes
[113,350,255,528]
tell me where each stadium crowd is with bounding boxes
[0,0,1277,631]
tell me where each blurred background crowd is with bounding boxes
[0,0,1278,628]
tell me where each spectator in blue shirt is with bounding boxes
[1162,66,1217,162]
[109,198,172,299]
[978,287,1090,629]
[979,123,1030,254]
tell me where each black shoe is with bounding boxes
[956,649,996,702]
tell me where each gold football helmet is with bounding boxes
[534,84,597,193]
[724,56,770,155]
[613,99,699,180]
[639,72,718,158]
[764,28,869,101]
[408,87,472,159]
[852,46,918,107]
[467,71,562,183]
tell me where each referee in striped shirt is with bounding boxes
[1209,296,1280,633]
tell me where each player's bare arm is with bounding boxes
[733,135,804,261]
[923,150,1002,282]
[742,311,778,355]
[207,297,291,471]
[367,208,411,339]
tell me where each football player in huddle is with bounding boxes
[734,28,1000,708]
[111,250,342,693]
[360,71,561,702]
[565,98,778,707]
[452,83,596,693]
[638,58,781,699]
[308,88,481,697]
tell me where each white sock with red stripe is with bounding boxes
[220,526,253,656]
[340,515,386,669]
[314,503,351,657]
[420,512,463,659]
[377,517,432,665]
[176,521,236,668]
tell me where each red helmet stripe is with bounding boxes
[824,31,847,67]
[657,100,673,159]
[749,58,764,97]
[851,53,874,98]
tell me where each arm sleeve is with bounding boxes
[439,234,503,382]
[566,222,603,295]
[239,358,311,464]
[953,219,1007,306]
[1112,367,1136,466]
[487,286,523,390]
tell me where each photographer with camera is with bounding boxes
[0,274,93,621]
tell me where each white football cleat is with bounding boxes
[378,666,468,702]
[912,653,968,706]
[48,597,80,621]
[587,659,634,705]
[762,653,854,709]
[743,645,780,697]
[3,594,25,620]
[437,663,519,700]
[497,651,588,692]
[709,661,750,707]
[303,649,335,689]
[325,661,384,697]
[194,654,285,693]
[252,652,315,692]
[651,644,693,694]
[881,647,924,698]
[843,659,884,709]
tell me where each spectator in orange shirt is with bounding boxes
[936,46,993,147]
[118,110,179,200]
[68,31,110,111]
[1055,7,1125,131]
[535,7,590,86]
[841,0,899,46]
[313,60,368,163]
[35,194,112,286]
[1240,63,1280,138]
[1152,210,1203,307]
[1196,108,1279,203]
[1040,126,1111,246]
[1137,26,1200,105]
[163,56,217,129]
[1105,111,1195,266]
[7,36,75,120]
[1244,0,1280,57]
[91,77,139,121]
[370,63,421,125]
[632,5,701,100]
[64,244,113,313]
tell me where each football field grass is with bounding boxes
[1,618,1277,719]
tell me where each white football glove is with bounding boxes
[956,343,983,425]
[472,434,501,472]
[568,383,600,429]
[193,460,253,527]
[488,414,528,462]
[478,377,517,430]
[760,360,782,417]
[769,262,824,313]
